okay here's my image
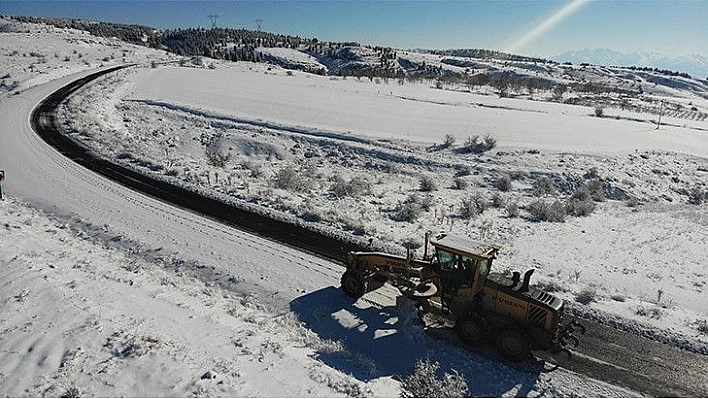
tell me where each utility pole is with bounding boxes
[255,19,263,32]
[656,99,664,130]
[208,14,219,29]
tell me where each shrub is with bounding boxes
[392,195,423,222]
[273,166,309,191]
[460,134,496,154]
[419,175,437,192]
[626,196,640,208]
[505,201,520,218]
[460,192,488,219]
[688,186,705,205]
[594,106,604,117]
[693,319,708,335]
[565,198,596,217]
[241,160,264,178]
[484,134,497,151]
[442,134,456,148]
[532,176,556,197]
[471,191,488,212]
[205,139,231,168]
[452,177,469,190]
[575,288,597,305]
[571,186,592,202]
[496,174,513,192]
[491,192,505,208]
[527,199,565,222]
[400,358,468,398]
[636,305,663,319]
[420,194,435,211]
[586,179,606,201]
[460,197,481,219]
[331,176,370,198]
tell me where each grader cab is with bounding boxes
[340,233,585,361]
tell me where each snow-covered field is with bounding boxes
[0,17,706,396]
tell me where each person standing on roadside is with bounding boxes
[0,170,5,200]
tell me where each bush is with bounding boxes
[491,192,505,208]
[626,196,640,208]
[575,288,597,305]
[442,134,456,148]
[273,166,309,191]
[452,177,469,190]
[460,192,488,219]
[688,186,705,205]
[586,179,606,201]
[460,197,480,219]
[205,139,231,168]
[241,160,264,178]
[505,201,520,218]
[331,176,370,198]
[460,134,496,154]
[400,358,468,398]
[693,319,708,335]
[420,194,435,211]
[636,305,663,319]
[419,175,437,192]
[594,106,604,117]
[565,198,596,217]
[392,195,423,222]
[571,186,592,202]
[527,199,565,222]
[532,176,556,197]
[496,174,513,192]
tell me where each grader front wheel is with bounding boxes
[341,271,368,299]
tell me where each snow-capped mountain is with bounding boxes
[553,48,708,80]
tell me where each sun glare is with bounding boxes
[506,0,591,54]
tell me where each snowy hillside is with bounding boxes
[1,16,707,397]
[553,48,708,81]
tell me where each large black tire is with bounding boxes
[341,271,368,299]
[496,329,530,362]
[454,313,489,346]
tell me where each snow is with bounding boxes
[0,17,705,396]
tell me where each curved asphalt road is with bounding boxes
[17,66,708,397]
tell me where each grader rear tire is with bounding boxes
[496,329,530,362]
[341,271,368,299]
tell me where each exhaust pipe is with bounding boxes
[516,269,535,293]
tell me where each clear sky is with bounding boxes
[1,0,706,58]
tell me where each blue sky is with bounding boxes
[1,0,706,58]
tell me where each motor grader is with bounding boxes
[340,232,585,361]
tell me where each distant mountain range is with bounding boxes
[552,49,708,80]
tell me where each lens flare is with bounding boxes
[506,0,591,54]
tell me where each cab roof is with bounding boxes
[430,234,501,259]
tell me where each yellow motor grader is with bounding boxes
[340,233,585,361]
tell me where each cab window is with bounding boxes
[437,250,456,270]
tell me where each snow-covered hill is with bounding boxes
[553,48,708,81]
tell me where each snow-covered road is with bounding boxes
[1,68,342,307]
